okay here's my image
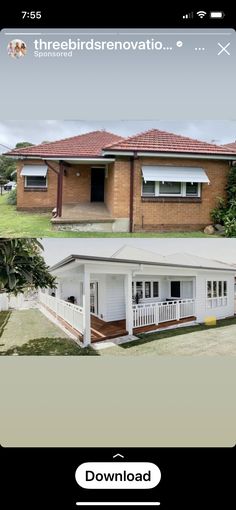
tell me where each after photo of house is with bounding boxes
[0,120,236,237]
[1,238,236,356]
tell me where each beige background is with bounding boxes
[0,357,235,446]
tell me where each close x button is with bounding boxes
[75,462,161,489]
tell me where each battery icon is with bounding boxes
[210,11,224,18]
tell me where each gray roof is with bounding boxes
[50,245,236,273]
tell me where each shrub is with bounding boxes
[226,167,236,202]
[224,217,236,237]
[211,198,227,225]
[6,188,17,205]
[210,167,236,236]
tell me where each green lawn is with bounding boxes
[0,194,219,238]
[0,309,98,355]
[101,317,236,356]
[0,337,97,355]
[124,317,236,348]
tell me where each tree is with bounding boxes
[0,155,17,181]
[0,141,34,182]
[15,142,34,149]
[0,239,56,294]
[0,175,7,195]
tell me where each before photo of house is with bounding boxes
[1,120,236,236]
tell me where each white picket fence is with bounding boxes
[0,293,25,311]
[132,299,195,328]
[0,293,9,311]
[39,292,84,333]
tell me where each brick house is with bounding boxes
[5,129,236,232]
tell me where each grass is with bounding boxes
[0,311,11,338]
[0,194,219,238]
[121,317,236,349]
[0,337,98,355]
[0,309,98,355]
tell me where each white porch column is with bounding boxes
[83,266,91,345]
[125,272,133,335]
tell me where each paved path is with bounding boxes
[101,325,236,356]
[0,309,69,352]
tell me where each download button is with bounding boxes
[75,462,161,489]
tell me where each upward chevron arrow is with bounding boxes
[112,453,124,459]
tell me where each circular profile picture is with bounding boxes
[7,39,27,59]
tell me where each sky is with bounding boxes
[0,120,236,151]
[41,238,236,267]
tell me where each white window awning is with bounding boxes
[142,166,210,183]
[20,165,48,177]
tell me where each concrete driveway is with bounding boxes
[101,324,236,356]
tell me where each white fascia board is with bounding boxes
[137,152,236,161]
[102,150,236,160]
[7,152,236,161]
[102,150,134,156]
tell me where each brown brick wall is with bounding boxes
[104,164,115,215]
[16,157,229,232]
[132,157,229,231]
[112,159,131,218]
[17,161,94,209]
[63,165,91,203]
[17,159,58,210]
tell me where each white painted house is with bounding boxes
[38,246,236,345]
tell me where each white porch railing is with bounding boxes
[207,297,227,309]
[133,299,195,328]
[39,292,84,333]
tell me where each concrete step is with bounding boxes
[51,219,115,232]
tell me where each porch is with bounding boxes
[51,202,116,232]
[52,202,113,222]
[38,292,196,344]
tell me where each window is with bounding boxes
[153,281,159,297]
[142,180,155,196]
[136,282,143,299]
[142,180,200,198]
[132,280,159,301]
[159,181,181,195]
[207,281,212,298]
[213,281,217,298]
[145,282,151,298]
[25,176,47,188]
[186,182,199,196]
[207,280,228,308]
[224,281,227,297]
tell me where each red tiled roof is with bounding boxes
[103,129,236,155]
[5,129,236,159]
[5,131,124,158]
[223,141,236,150]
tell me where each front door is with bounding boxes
[90,282,98,315]
[170,281,181,298]
[91,167,105,202]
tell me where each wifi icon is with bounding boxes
[197,10,207,18]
